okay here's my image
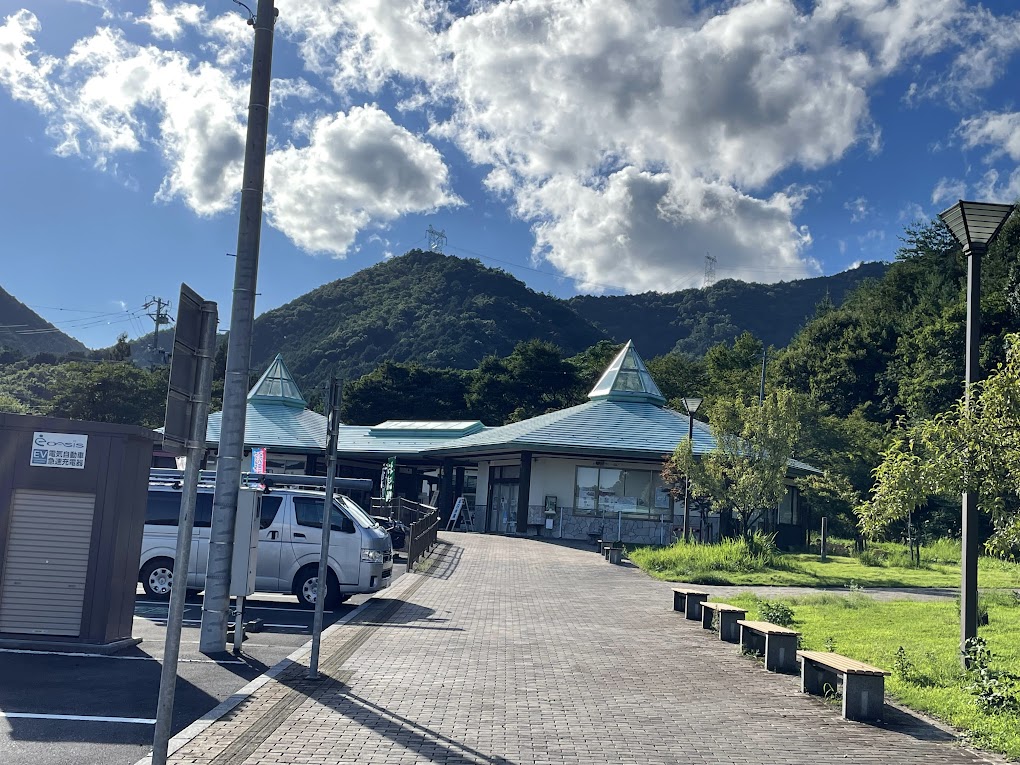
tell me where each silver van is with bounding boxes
[138,485,392,608]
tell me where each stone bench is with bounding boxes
[700,602,747,643]
[737,620,801,673]
[671,587,708,620]
[798,650,890,722]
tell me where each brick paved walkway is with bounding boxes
[165,534,1001,765]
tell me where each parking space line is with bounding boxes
[139,617,310,631]
[0,712,155,725]
[0,648,244,664]
[135,601,330,615]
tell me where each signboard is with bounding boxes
[382,456,396,502]
[31,432,87,469]
[251,447,267,473]
[162,284,214,455]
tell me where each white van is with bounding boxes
[138,485,392,608]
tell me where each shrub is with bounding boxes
[857,548,886,567]
[627,535,781,580]
[758,599,795,627]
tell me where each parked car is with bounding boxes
[139,484,392,608]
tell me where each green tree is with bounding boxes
[703,332,765,404]
[341,362,471,425]
[663,389,802,538]
[48,362,167,427]
[466,340,581,424]
[0,390,28,414]
[645,352,707,405]
[860,333,1020,556]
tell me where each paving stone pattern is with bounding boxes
[168,535,1001,765]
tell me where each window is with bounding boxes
[573,467,671,519]
[293,497,355,533]
[145,491,213,528]
[260,496,283,530]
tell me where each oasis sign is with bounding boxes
[30,432,88,469]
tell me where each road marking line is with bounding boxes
[135,602,337,615]
[0,712,155,725]
[0,648,244,664]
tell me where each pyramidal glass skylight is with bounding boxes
[588,341,665,405]
[247,354,307,408]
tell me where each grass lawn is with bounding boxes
[725,592,1020,760]
[629,540,1020,588]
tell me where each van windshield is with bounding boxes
[336,496,377,529]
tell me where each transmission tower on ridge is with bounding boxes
[703,254,717,289]
[426,225,447,254]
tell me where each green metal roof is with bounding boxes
[206,402,327,452]
[423,399,818,475]
[588,340,665,406]
[247,354,307,408]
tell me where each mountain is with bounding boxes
[250,250,609,388]
[568,261,890,358]
[0,286,88,358]
[248,251,886,392]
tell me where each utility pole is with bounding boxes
[145,296,173,360]
[200,0,278,655]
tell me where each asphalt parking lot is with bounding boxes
[0,566,404,765]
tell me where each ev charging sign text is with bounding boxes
[31,432,88,469]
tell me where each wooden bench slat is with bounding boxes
[737,619,800,635]
[671,587,708,595]
[702,602,746,612]
[797,650,889,676]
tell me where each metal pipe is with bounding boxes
[201,0,277,654]
[308,377,341,679]
[152,300,217,765]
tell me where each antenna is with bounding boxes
[703,254,717,289]
[426,225,447,254]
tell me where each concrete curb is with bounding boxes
[133,569,423,765]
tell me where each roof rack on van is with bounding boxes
[148,468,372,493]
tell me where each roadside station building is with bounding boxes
[184,345,814,546]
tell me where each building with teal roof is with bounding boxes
[192,344,814,546]
[424,341,815,546]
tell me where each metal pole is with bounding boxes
[309,376,341,679]
[820,516,828,561]
[152,301,218,765]
[961,242,983,661]
[233,596,245,654]
[682,414,694,542]
[201,0,277,655]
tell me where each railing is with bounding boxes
[406,507,441,572]
[370,497,435,527]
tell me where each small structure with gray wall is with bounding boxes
[0,413,156,652]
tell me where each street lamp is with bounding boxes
[680,396,703,542]
[937,199,1015,660]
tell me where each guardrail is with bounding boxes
[406,508,441,572]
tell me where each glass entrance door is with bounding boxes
[489,482,519,534]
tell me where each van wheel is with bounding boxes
[293,566,342,610]
[141,558,174,599]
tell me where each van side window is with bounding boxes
[293,497,355,533]
[194,493,213,528]
[146,491,214,527]
[260,496,283,529]
[146,491,181,525]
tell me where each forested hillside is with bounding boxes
[0,285,88,357]
[248,250,882,392]
[249,250,609,389]
[569,262,888,358]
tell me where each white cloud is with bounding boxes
[516,167,813,293]
[844,196,870,223]
[264,105,461,255]
[136,1,204,41]
[898,202,927,223]
[959,111,1020,162]
[931,177,968,206]
[0,11,57,113]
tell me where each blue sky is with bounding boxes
[2,0,1020,349]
